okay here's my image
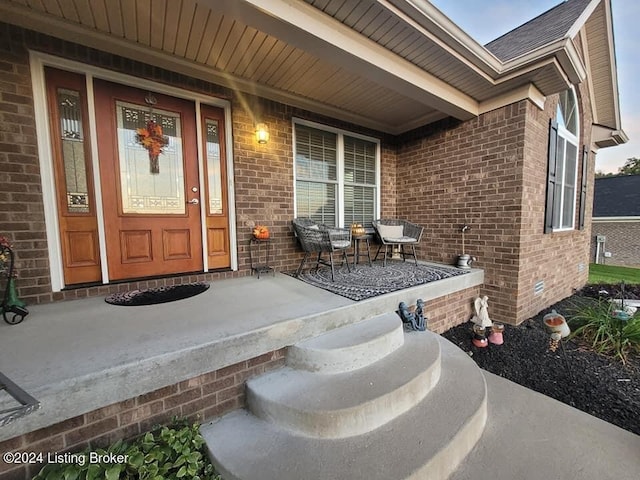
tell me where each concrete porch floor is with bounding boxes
[0,267,483,441]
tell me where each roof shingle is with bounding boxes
[485,0,594,62]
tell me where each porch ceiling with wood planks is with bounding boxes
[0,0,624,137]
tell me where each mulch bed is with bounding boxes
[442,284,640,436]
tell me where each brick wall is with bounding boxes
[0,22,396,304]
[515,83,593,321]
[395,109,526,324]
[0,350,285,480]
[426,285,479,333]
[395,87,595,325]
[591,221,640,268]
[0,25,49,304]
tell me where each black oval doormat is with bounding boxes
[105,282,210,306]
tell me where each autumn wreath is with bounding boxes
[136,119,169,174]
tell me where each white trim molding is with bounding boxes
[29,51,238,291]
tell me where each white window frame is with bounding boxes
[292,118,380,227]
[553,88,580,232]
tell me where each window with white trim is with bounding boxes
[545,88,580,232]
[294,120,379,227]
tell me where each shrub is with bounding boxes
[33,421,221,480]
[568,298,640,363]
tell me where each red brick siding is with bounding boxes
[590,222,640,268]
[516,83,593,322]
[0,23,396,304]
[0,350,285,480]
[396,87,594,325]
[396,108,527,324]
[427,285,480,333]
[0,25,49,304]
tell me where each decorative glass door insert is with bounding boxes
[116,101,185,214]
[205,119,223,215]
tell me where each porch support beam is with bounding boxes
[207,0,479,121]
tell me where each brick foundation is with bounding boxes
[0,350,286,480]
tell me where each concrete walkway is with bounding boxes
[450,371,640,480]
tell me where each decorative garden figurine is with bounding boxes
[543,309,570,338]
[398,300,426,331]
[471,295,492,328]
[0,237,29,324]
[414,298,427,331]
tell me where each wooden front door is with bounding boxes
[94,80,203,280]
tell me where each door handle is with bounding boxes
[187,198,200,205]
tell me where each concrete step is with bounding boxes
[201,336,487,480]
[247,329,441,438]
[286,313,404,373]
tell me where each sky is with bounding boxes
[430,0,638,174]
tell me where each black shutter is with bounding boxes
[544,119,558,233]
[579,145,589,230]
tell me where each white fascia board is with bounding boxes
[381,0,503,77]
[214,0,478,119]
[565,0,603,39]
[600,0,623,127]
[479,84,546,114]
[592,124,629,148]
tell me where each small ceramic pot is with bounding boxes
[472,324,488,348]
[488,323,504,345]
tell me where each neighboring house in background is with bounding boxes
[0,0,626,325]
[591,175,640,267]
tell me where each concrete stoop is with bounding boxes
[201,314,488,479]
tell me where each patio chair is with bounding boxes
[372,219,424,266]
[292,218,352,281]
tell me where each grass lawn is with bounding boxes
[588,263,640,284]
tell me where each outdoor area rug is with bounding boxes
[105,282,210,306]
[288,261,469,301]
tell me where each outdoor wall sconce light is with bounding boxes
[255,123,269,144]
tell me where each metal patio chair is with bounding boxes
[372,219,424,266]
[292,218,351,281]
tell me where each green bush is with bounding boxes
[34,421,221,480]
[568,298,640,363]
